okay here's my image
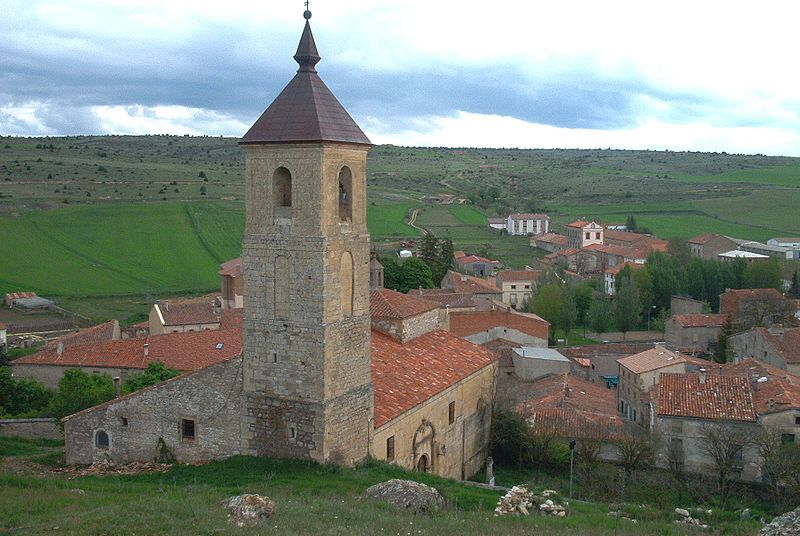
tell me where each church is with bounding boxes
[62,10,499,480]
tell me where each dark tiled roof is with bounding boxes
[369,289,439,319]
[656,373,757,422]
[672,314,727,328]
[46,320,118,350]
[496,270,543,283]
[449,310,549,341]
[371,329,498,427]
[446,270,500,295]
[157,300,220,326]
[241,20,370,146]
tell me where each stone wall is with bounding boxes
[665,321,721,353]
[0,418,62,440]
[371,309,440,343]
[732,329,788,371]
[371,363,496,480]
[464,327,546,348]
[64,356,243,465]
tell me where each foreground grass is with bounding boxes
[0,437,768,535]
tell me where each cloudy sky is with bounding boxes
[2,0,800,156]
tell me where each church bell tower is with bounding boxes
[239,9,373,464]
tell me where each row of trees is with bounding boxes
[382,232,455,293]
[0,362,179,419]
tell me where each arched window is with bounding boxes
[275,255,289,319]
[273,167,292,218]
[338,167,352,222]
[340,251,354,317]
[95,430,109,450]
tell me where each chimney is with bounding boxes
[113,377,121,398]
[56,340,64,356]
[213,296,222,315]
[698,368,707,384]
[143,343,149,357]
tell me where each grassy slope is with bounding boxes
[0,441,763,535]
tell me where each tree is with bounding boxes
[573,284,594,329]
[614,267,641,339]
[531,283,576,343]
[738,293,794,330]
[0,367,52,417]
[123,361,180,394]
[587,292,613,335]
[47,368,115,420]
[397,257,434,293]
[616,423,655,482]
[489,409,533,469]
[686,258,706,302]
[646,251,686,311]
[667,237,692,268]
[381,256,403,291]
[626,215,637,232]
[789,269,800,299]
[417,232,454,286]
[745,258,783,291]
[697,423,755,504]
[712,315,734,364]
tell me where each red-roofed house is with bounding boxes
[440,270,502,299]
[4,292,37,308]
[13,328,243,388]
[665,314,727,355]
[565,220,603,249]
[495,270,543,308]
[506,213,550,236]
[219,257,244,309]
[655,373,760,482]
[149,298,222,335]
[370,289,441,343]
[732,326,800,375]
[533,232,568,253]
[454,254,500,277]
[688,233,738,260]
[449,309,548,349]
[719,288,794,330]
[46,320,121,352]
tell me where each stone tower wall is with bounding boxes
[241,142,373,464]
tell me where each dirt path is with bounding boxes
[406,208,428,235]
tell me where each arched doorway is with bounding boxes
[416,454,430,473]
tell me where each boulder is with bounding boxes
[223,494,275,527]
[762,506,800,536]
[362,479,446,514]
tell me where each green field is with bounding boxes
[366,202,420,237]
[674,164,800,187]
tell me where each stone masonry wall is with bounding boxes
[64,356,243,465]
[0,418,62,440]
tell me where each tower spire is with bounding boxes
[294,7,320,72]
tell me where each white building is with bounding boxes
[511,347,571,380]
[565,220,604,249]
[506,213,550,236]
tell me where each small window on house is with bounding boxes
[585,232,590,239]
[386,436,395,461]
[524,284,530,289]
[595,232,601,239]
[782,433,795,444]
[182,419,196,440]
[448,401,456,425]
[510,284,516,289]
[289,425,297,440]
[795,416,800,425]
[95,430,109,449]
[120,417,128,427]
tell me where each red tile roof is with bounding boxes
[458,255,500,265]
[604,262,644,276]
[656,373,757,421]
[566,220,591,228]
[535,233,568,245]
[617,347,698,374]
[723,359,800,414]
[672,314,727,328]
[688,233,721,245]
[15,329,242,372]
[370,289,440,319]
[5,292,37,301]
[561,343,654,360]
[219,257,244,277]
[371,329,498,427]
[496,270,543,283]
[719,288,786,316]
[46,320,119,350]
[445,271,501,295]
[220,308,244,329]
[157,300,220,326]
[753,327,800,364]
[407,289,476,309]
[449,310,549,341]
[510,213,549,220]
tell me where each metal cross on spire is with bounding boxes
[303,0,312,19]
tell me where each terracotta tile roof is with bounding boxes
[5,292,37,301]
[46,320,119,350]
[407,290,476,309]
[15,329,242,372]
[449,310,549,341]
[656,373,757,421]
[535,233,568,245]
[688,233,721,245]
[157,300,220,326]
[672,314,727,328]
[220,308,243,329]
[496,270,543,283]
[454,251,467,259]
[371,329,498,428]
[369,289,440,319]
[219,257,244,277]
[458,255,500,265]
[604,262,644,276]
[566,220,590,228]
[617,347,694,374]
[515,373,619,439]
[723,359,800,414]
[446,271,501,295]
[573,357,592,367]
[585,243,649,259]
[753,327,800,364]
[561,343,656,361]
[510,213,549,220]
[719,288,785,316]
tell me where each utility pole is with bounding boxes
[569,439,576,499]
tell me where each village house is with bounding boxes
[561,343,653,386]
[731,326,800,375]
[511,347,571,380]
[670,295,705,315]
[505,213,550,236]
[487,217,506,230]
[4,291,37,308]
[494,269,543,308]
[440,270,503,300]
[738,240,798,261]
[719,288,794,330]
[604,262,644,295]
[768,237,800,249]
[616,346,705,426]
[532,232,568,253]
[149,298,222,335]
[448,309,548,349]
[654,372,761,483]
[62,13,500,480]
[688,233,738,260]
[664,314,726,355]
[12,328,242,388]
[585,243,647,273]
[454,252,500,277]
[718,250,769,263]
[603,230,668,252]
[565,220,604,249]
[219,257,244,309]
[407,288,478,314]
